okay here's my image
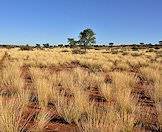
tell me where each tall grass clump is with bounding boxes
[55,68,90,124]
[0,90,30,132]
[100,71,137,131]
[0,62,24,95]
[30,68,58,108]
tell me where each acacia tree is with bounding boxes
[67,38,77,48]
[36,44,41,48]
[109,43,114,47]
[79,28,96,52]
[43,43,50,48]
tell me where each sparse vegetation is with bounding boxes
[0,45,162,131]
[19,44,33,51]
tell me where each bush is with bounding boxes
[156,51,162,58]
[111,51,118,54]
[146,48,154,52]
[122,52,129,56]
[102,51,110,54]
[154,47,160,50]
[43,43,50,48]
[72,49,86,54]
[20,45,33,51]
[131,53,142,57]
[61,49,69,52]
[132,46,139,51]
[94,48,101,50]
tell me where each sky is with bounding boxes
[0,0,162,45]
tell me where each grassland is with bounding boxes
[0,46,162,132]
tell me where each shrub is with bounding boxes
[61,49,69,52]
[122,52,129,56]
[131,53,142,57]
[146,48,154,52]
[102,51,110,54]
[154,47,160,50]
[132,46,139,51]
[111,51,118,54]
[156,52,162,58]
[20,45,33,51]
[43,43,50,48]
[72,48,86,54]
[94,48,101,50]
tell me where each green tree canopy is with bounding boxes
[67,38,77,47]
[79,28,96,51]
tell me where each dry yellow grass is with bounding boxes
[31,109,52,132]
[0,90,30,132]
[0,47,161,131]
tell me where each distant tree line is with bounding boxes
[0,28,162,51]
[0,41,162,50]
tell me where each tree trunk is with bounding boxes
[84,44,86,52]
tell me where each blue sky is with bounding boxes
[0,0,162,45]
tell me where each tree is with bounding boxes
[36,44,41,48]
[140,43,144,45]
[43,43,50,48]
[67,38,77,48]
[109,43,114,47]
[58,44,63,47]
[79,28,96,52]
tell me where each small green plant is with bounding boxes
[68,38,78,48]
